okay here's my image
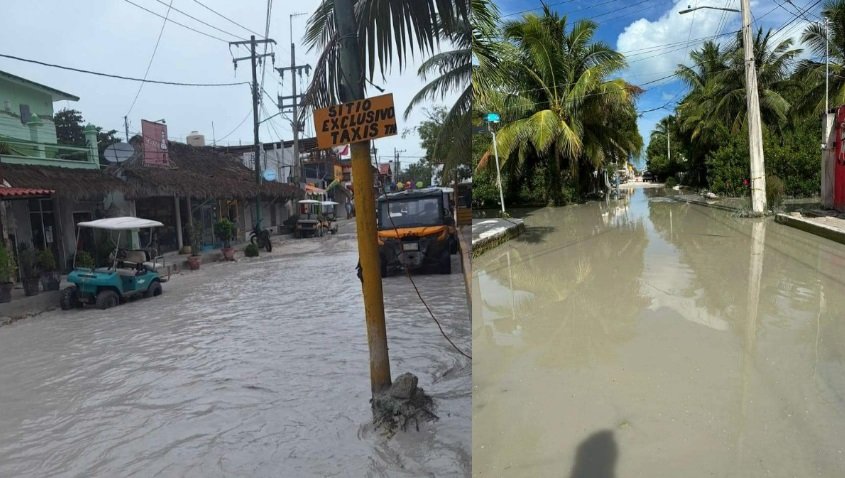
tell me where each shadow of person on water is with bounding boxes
[569,430,618,478]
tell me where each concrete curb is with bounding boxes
[471,220,526,258]
[0,290,62,326]
[457,226,471,305]
[775,213,845,245]
[668,196,742,212]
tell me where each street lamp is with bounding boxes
[485,112,506,215]
[680,1,766,214]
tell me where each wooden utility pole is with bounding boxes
[229,35,276,227]
[740,0,767,215]
[334,0,392,395]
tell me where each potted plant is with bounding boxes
[0,242,16,303]
[17,245,40,296]
[187,222,202,270]
[215,218,235,261]
[37,249,61,291]
[75,250,95,269]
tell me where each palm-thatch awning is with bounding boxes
[121,142,303,201]
[0,163,128,200]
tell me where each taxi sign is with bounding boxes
[314,94,397,148]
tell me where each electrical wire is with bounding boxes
[126,0,174,118]
[191,0,266,38]
[217,108,253,142]
[380,194,472,360]
[122,0,229,42]
[0,52,250,86]
[258,0,274,123]
[152,0,246,40]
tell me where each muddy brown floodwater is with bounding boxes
[0,224,470,477]
[473,188,845,477]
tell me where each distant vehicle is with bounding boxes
[295,200,327,238]
[642,171,655,182]
[61,217,166,310]
[376,188,455,277]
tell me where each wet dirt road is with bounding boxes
[473,188,845,477]
[0,224,470,477]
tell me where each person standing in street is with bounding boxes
[345,197,352,219]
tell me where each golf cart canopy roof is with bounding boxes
[77,217,164,230]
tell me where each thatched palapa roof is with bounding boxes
[121,141,302,201]
[0,162,128,200]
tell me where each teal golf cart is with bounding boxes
[61,217,168,310]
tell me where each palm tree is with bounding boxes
[673,31,799,185]
[675,41,730,144]
[302,0,469,108]
[678,30,799,134]
[401,0,476,182]
[796,0,845,114]
[476,6,641,205]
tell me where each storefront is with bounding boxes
[121,141,302,249]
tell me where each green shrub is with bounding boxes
[214,219,235,247]
[766,175,786,209]
[37,249,57,272]
[95,232,115,267]
[75,251,95,269]
[665,176,678,188]
[0,242,16,282]
[17,246,39,279]
[244,243,259,257]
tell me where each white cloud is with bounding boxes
[617,0,740,86]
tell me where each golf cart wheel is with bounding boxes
[60,286,81,310]
[250,235,258,245]
[294,230,301,239]
[144,280,162,298]
[95,289,119,310]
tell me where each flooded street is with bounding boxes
[0,223,470,477]
[473,188,845,477]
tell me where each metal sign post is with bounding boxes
[486,113,506,215]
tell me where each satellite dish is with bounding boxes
[104,142,134,163]
[262,169,278,182]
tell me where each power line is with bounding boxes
[122,0,229,43]
[152,0,246,40]
[126,0,174,118]
[191,0,266,38]
[0,52,250,86]
[258,0,274,119]
[501,0,579,18]
[217,108,253,141]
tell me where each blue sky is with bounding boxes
[493,0,825,167]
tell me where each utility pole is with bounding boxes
[667,128,670,162]
[230,35,276,228]
[277,13,310,186]
[488,121,506,215]
[124,116,130,142]
[740,0,767,215]
[393,148,405,179]
[334,0,392,395]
